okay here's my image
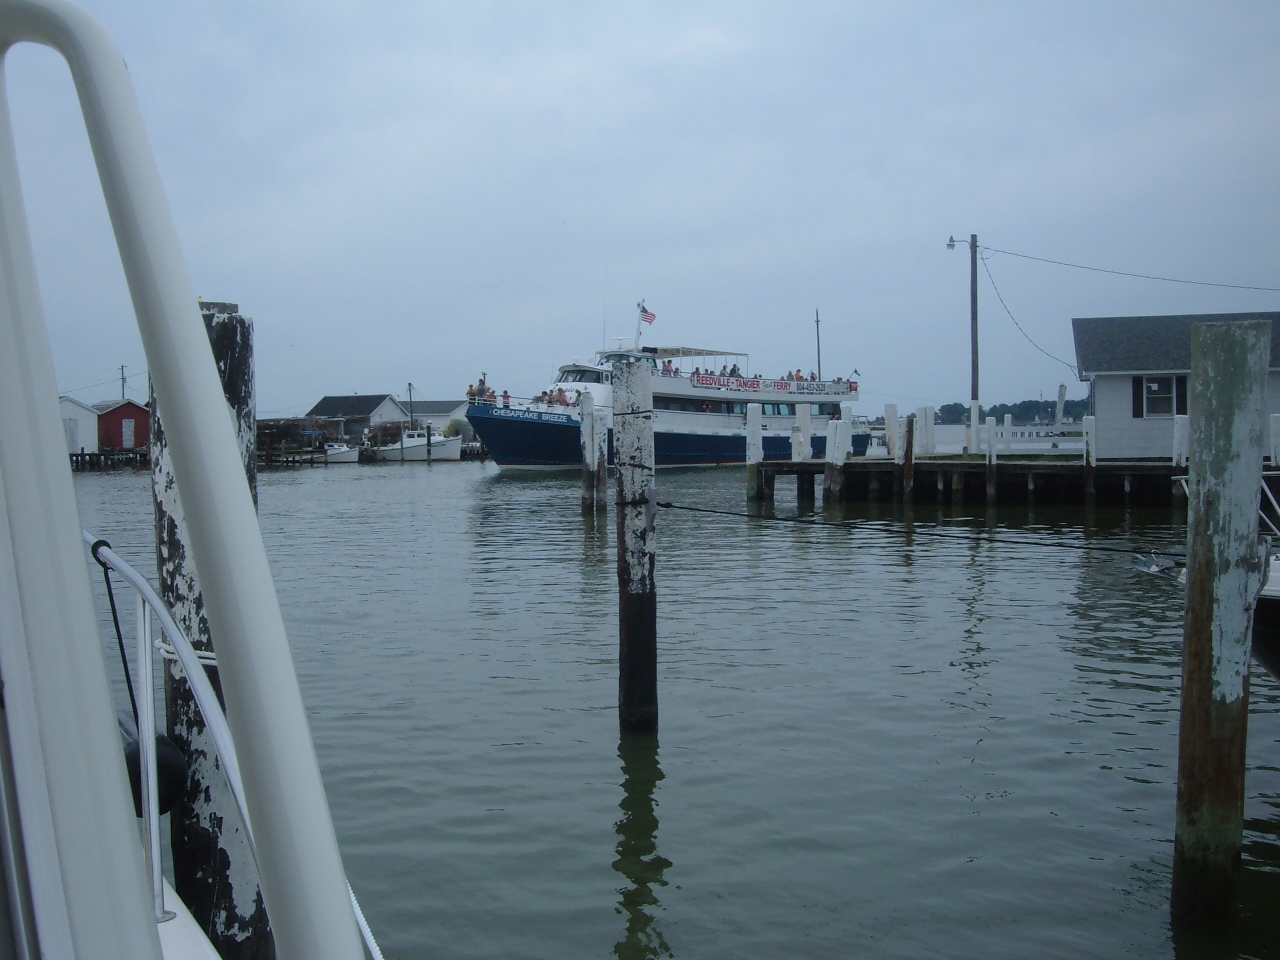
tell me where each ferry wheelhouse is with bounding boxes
[467,345,871,469]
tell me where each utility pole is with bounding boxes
[948,233,980,450]
[120,364,126,399]
[969,233,978,413]
[815,309,822,380]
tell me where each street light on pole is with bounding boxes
[948,233,979,451]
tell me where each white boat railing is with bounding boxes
[0,1,368,955]
[84,533,385,960]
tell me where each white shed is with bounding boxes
[1072,312,1280,461]
[58,396,99,454]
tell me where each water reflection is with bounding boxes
[612,732,673,959]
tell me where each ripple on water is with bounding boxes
[73,465,1280,959]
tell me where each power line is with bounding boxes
[61,370,149,395]
[984,246,1280,293]
[979,254,1079,376]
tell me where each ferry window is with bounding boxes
[728,402,746,415]
[762,404,779,416]
[780,404,795,416]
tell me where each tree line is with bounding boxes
[933,399,1090,425]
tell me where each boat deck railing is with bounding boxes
[83,532,384,960]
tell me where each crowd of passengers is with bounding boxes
[660,361,848,383]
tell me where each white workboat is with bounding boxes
[323,441,359,463]
[375,429,462,461]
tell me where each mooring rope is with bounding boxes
[655,500,1187,560]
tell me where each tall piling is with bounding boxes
[885,404,902,501]
[581,392,607,513]
[1171,319,1270,924]
[985,416,997,506]
[903,416,915,501]
[613,361,658,734]
[823,419,849,506]
[746,403,765,501]
[152,301,273,958]
[791,402,810,462]
[1083,415,1096,501]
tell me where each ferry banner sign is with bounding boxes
[691,373,855,396]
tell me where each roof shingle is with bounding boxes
[1072,312,1280,376]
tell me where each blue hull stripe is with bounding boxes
[466,404,870,468]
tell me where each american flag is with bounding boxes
[639,307,656,325]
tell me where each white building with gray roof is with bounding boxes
[1072,311,1280,461]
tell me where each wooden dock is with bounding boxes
[757,457,1184,507]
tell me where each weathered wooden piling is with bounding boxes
[903,416,915,500]
[985,416,997,506]
[915,406,936,456]
[1171,319,1270,924]
[1083,415,1096,500]
[580,392,607,513]
[747,401,773,504]
[791,402,810,462]
[823,419,849,505]
[1173,414,1190,470]
[152,301,273,958]
[613,360,658,734]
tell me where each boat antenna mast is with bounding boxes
[815,309,822,380]
[407,382,416,429]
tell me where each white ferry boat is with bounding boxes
[467,345,870,469]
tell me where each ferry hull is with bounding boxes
[466,404,870,469]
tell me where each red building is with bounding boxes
[93,399,150,451]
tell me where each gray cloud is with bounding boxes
[9,1,1279,413]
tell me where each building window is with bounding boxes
[1145,376,1174,416]
[1132,375,1188,418]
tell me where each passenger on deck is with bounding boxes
[729,363,742,377]
[501,390,510,407]
[809,371,817,381]
[466,384,477,402]
[719,365,729,376]
[784,370,794,381]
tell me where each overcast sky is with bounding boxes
[10,1,1280,415]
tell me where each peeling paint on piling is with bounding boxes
[1171,318,1269,925]
[613,360,658,733]
[153,304,274,958]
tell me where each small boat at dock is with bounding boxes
[374,429,462,462]
[324,441,359,463]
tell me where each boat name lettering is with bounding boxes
[491,408,571,424]
[691,373,850,395]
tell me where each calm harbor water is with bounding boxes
[74,463,1280,960]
